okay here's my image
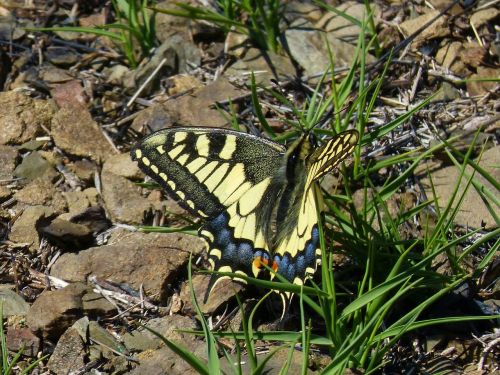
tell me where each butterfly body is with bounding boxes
[131,127,358,300]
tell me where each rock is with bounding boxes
[0,186,11,201]
[470,7,500,27]
[13,151,57,182]
[180,274,243,315]
[40,218,94,250]
[123,314,197,352]
[225,48,296,85]
[101,166,154,225]
[9,205,55,251]
[416,146,499,229]
[123,33,201,95]
[50,230,205,302]
[467,67,499,96]
[26,283,87,340]
[51,107,113,161]
[45,46,80,67]
[103,153,143,179]
[284,1,323,23]
[0,89,55,146]
[62,204,111,235]
[0,286,30,317]
[63,190,92,215]
[14,176,67,214]
[67,159,98,183]
[0,145,18,180]
[6,327,40,357]
[165,74,203,96]
[435,41,467,75]
[51,79,88,110]
[82,291,117,317]
[128,315,206,375]
[46,326,86,375]
[399,9,450,49]
[88,320,127,359]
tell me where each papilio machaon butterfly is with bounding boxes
[131,127,358,304]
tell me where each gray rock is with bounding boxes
[9,205,55,251]
[50,230,205,302]
[13,151,56,182]
[45,46,80,67]
[26,283,87,340]
[88,320,127,359]
[0,286,30,317]
[46,326,86,375]
[128,314,205,375]
[0,90,55,145]
[225,48,296,85]
[100,167,154,225]
[0,145,18,180]
[51,107,114,161]
[123,314,197,352]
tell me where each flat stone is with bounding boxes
[180,274,243,315]
[0,145,18,180]
[6,327,40,357]
[51,107,114,161]
[46,326,86,375]
[40,218,94,250]
[0,286,30,317]
[9,205,55,251]
[0,91,56,145]
[88,320,127,359]
[14,176,67,214]
[416,146,499,229]
[26,283,87,340]
[102,152,143,179]
[62,190,91,215]
[13,151,57,182]
[50,230,205,302]
[100,167,154,225]
[82,291,117,318]
[225,48,296,86]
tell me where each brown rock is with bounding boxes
[180,274,243,315]
[51,107,114,161]
[399,10,450,49]
[0,91,56,145]
[14,176,67,214]
[102,152,143,179]
[467,67,499,96]
[26,283,87,340]
[40,218,94,250]
[9,205,55,251]
[0,145,18,180]
[6,327,40,357]
[62,190,91,215]
[46,326,86,375]
[67,159,98,182]
[101,167,154,224]
[52,79,88,110]
[50,230,205,302]
[417,146,499,229]
[82,291,117,317]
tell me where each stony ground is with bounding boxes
[0,0,498,374]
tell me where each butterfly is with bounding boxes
[131,127,358,304]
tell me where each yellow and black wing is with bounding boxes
[131,127,286,296]
[272,130,359,289]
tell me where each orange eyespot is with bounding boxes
[252,257,279,273]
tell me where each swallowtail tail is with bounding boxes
[131,127,358,303]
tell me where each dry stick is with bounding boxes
[126,57,167,108]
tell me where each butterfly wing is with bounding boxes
[131,127,286,298]
[273,130,359,286]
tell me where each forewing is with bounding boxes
[131,127,285,218]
